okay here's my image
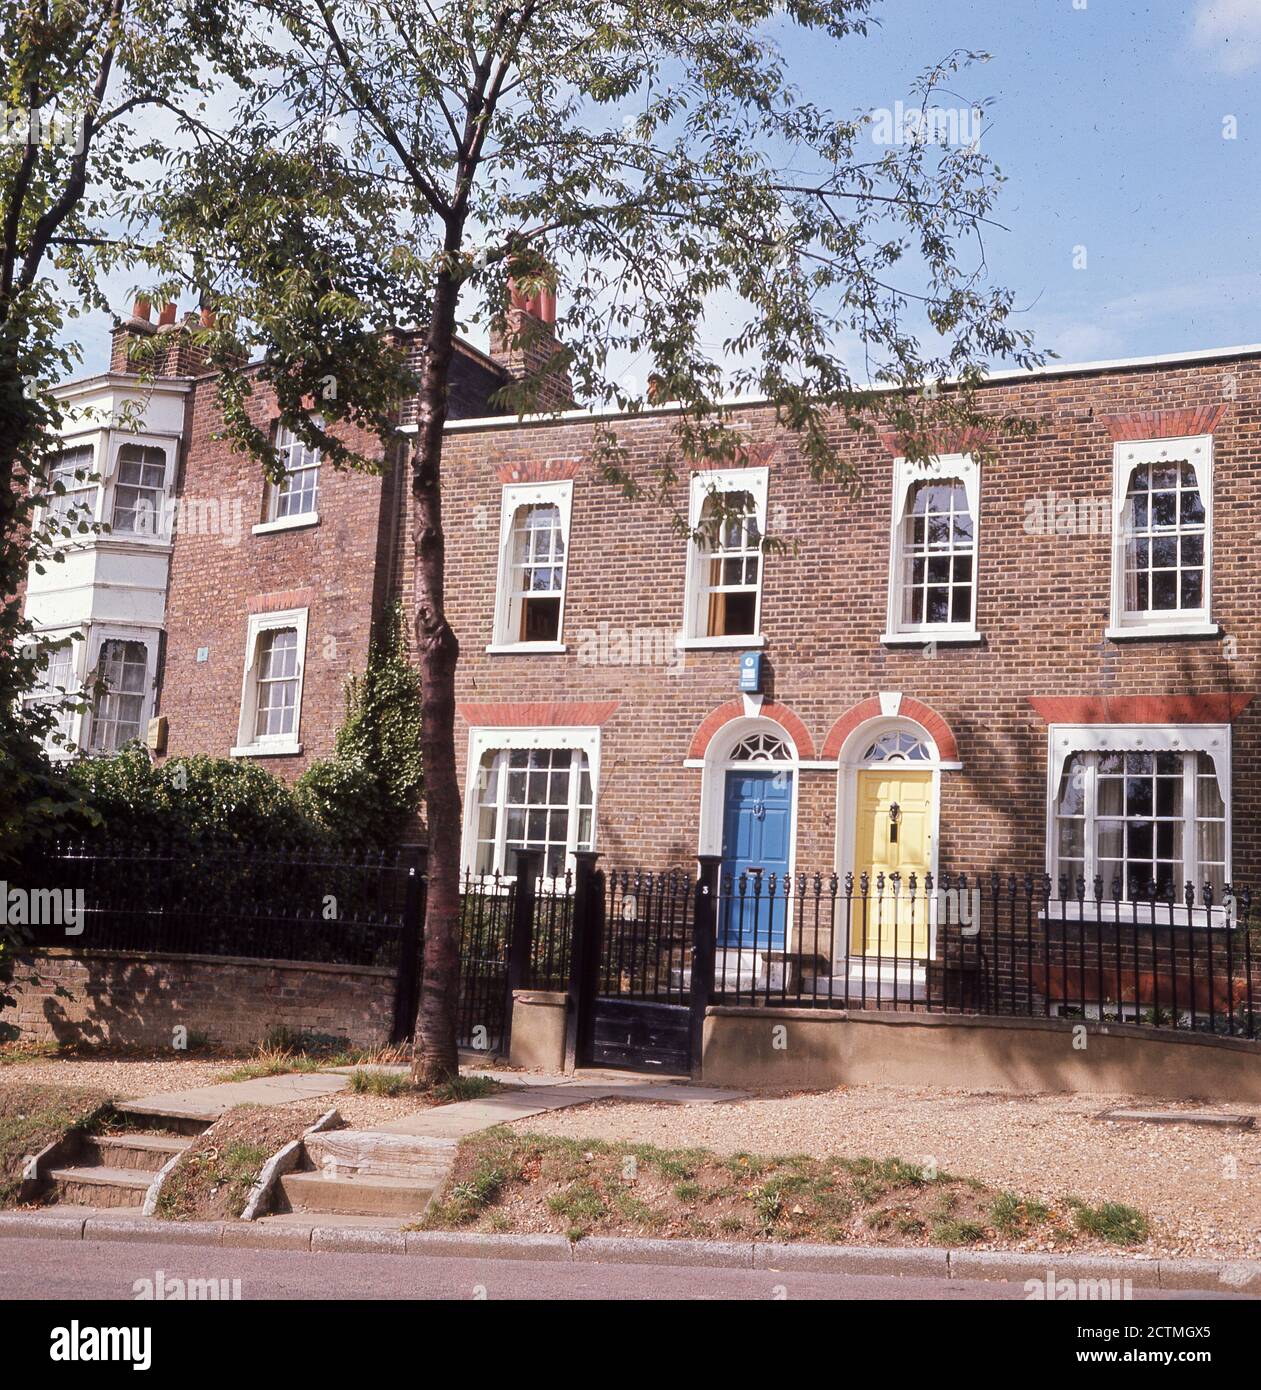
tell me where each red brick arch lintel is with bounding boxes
[821,697,959,762]
[687,699,815,761]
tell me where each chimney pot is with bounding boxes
[131,296,152,322]
[158,301,177,328]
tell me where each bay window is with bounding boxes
[88,638,149,752]
[1049,726,1230,902]
[464,728,599,879]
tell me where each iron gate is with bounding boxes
[587,869,695,1071]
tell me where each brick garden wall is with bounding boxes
[7,949,395,1050]
[428,352,1261,883]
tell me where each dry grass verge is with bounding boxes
[0,1083,112,1206]
[155,1103,327,1222]
[419,1128,1150,1253]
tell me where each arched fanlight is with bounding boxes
[863,730,930,762]
[730,731,792,762]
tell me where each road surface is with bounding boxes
[0,1235,1234,1301]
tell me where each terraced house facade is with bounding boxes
[25,301,1261,1006]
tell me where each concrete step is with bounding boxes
[47,1165,152,1208]
[81,1133,190,1172]
[112,1102,213,1137]
[303,1130,457,1182]
[278,1170,435,1218]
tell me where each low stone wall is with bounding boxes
[702,1006,1261,1103]
[6,949,397,1050]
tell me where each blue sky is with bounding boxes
[770,0,1261,366]
[72,0,1261,377]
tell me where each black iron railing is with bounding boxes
[15,839,419,967]
[705,869,1259,1039]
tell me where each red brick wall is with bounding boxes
[427,353,1261,882]
[158,373,397,774]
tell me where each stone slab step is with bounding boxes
[303,1130,457,1181]
[111,1102,213,1137]
[81,1134,190,1172]
[278,1170,435,1217]
[48,1165,152,1208]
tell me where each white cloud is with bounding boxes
[1192,0,1261,74]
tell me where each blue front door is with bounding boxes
[720,768,793,948]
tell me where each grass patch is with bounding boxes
[414,1128,1139,1251]
[155,1104,323,1221]
[347,1069,503,1101]
[0,1084,112,1206]
[1068,1199,1149,1245]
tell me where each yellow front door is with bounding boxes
[852,769,933,958]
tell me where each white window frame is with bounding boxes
[42,436,103,537]
[461,725,600,884]
[21,629,84,758]
[679,465,769,649]
[232,607,308,757]
[254,422,323,534]
[882,453,982,645]
[487,480,573,653]
[82,625,158,755]
[104,434,177,542]
[1107,435,1216,640]
[1044,722,1231,922]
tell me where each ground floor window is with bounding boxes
[88,638,149,752]
[21,635,78,752]
[1054,748,1227,898]
[472,746,595,878]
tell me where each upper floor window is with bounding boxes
[234,608,308,756]
[1110,437,1213,638]
[263,423,321,524]
[88,638,148,752]
[490,481,573,651]
[884,454,980,643]
[46,444,97,529]
[111,444,167,536]
[682,465,768,647]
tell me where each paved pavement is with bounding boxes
[120,1064,742,1135]
[119,1071,352,1121]
[2,1234,1232,1300]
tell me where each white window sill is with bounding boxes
[252,513,319,536]
[676,634,766,651]
[484,641,568,655]
[100,533,174,552]
[880,629,982,647]
[231,742,303,758]
[1041,900,1233,928]
[1105,620,1220,642]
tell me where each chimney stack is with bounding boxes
[489,277,574,412]
[109,297,212,378]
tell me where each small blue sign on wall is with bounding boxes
[738,650,762,694]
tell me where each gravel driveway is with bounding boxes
[514,1084,1261,1259]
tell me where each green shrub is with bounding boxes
[297,605,422,848]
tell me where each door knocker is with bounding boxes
[752,799,766,822]
[888,801,901,844]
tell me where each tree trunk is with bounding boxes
[410,265,463,1086]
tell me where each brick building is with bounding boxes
[25,306,1261,995]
